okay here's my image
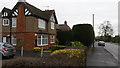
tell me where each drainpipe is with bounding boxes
[10,18,12,44]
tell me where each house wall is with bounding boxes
[24,33,35,51]
[26,16,37,32]
[16,3,26,50]
[17,3,26,32]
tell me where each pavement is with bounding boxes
[86,42,119,67]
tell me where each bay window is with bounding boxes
[37,35,48,46]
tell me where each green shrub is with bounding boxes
[56,38,59,45]
[49,45,67,52]
[70,41,84,46]
[72,24,95,46]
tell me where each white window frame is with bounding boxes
[3,19,9,26]
[50,35,55,43]
[37,35,48,46]
[51,22,54,29]
[12,36,16,46]
[12,18,16,27]
[2,37,7,43]
[38,19,46,29]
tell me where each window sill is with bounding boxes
[12,26,16,28]
[3,25,9,26]
[50,42,55,44]
[37,44,48,46]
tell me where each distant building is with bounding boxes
[57,21,71,32]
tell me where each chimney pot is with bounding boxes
[64,21,67,25]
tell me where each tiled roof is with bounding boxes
[1,2,58,24]
[57,24,71,31]
[2,7,12,17]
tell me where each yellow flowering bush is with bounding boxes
[51,49,84,58]
[51,49,86,66]
[33,47,41,52]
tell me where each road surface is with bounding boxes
[87,42,118,66]
[104,43,120,65]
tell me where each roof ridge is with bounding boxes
[3,7,12,11]
[26,2,42,11]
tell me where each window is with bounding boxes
[2,37,6,43]
[3,19,9,26]
[51,22,54,29]
[12,36,16,46]
[12,18,16,27]
[50,35,55,43]
[38,19,46,29]
[37,35,48,46]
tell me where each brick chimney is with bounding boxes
[19,0,26,2]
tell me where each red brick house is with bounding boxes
[1,0,58,51]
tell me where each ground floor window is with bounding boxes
[12,35,16,46]
[2,37,6,43]
[50,35,55,43]
[37,35,48,46]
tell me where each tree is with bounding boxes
[98,21,114,41]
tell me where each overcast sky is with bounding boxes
[0,0,119,36]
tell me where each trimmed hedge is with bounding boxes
[57,30,73,45]
[72,24,95,46]
[49,45,67,52]
[57,24,95,46]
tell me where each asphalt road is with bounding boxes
[87,42,118,66]
[104,43,120,66]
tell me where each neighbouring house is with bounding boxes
[56,21,71,32]
[0,0,58,51]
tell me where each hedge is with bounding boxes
[57,30,73,45]
[72,24,95,46]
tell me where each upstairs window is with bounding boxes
[12,18,16,27]
[51,22,54,29]
[3,19,9,26]
[38,19,46,29]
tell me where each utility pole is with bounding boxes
[93,14,95,48]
